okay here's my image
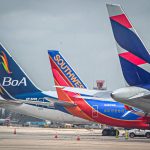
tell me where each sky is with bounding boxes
[0,0,150,91]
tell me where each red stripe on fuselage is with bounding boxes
[110,14,132,28]
[119,52,146,65]
[54,79,94,121]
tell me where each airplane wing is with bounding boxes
[55,86,112,98]
[0,99,22,106]
[55,86,99,95]
[45,97,77,107]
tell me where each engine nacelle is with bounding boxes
[111,86,149,101]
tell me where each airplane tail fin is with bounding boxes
[106,4,150,87]
[48,50,87,88]
[48,50,92,121]
[0,43,40,97]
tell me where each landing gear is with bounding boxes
[102,128,119,136]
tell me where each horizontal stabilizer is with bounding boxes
[0,99,52,107]
[45,97,77,107]
[55,86,111,98]
[0,99,22,106]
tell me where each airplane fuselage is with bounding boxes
[0,90,90,124]
[2,87,150,129]
[64,96,150,129]
[2,103,90,124]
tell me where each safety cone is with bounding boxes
[14,128,16,134]
[76,135,80,141]
[54,133,58,139]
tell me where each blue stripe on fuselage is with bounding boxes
[85,99,140,120]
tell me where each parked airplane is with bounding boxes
[48,50,150,131]
[106,4,150,114]
[0,43,90,124]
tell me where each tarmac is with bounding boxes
[0,126,150,150]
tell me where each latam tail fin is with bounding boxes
[0,43,40,97]
[107,4,150,87]
[48,50,87,88]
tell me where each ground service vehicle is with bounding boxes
[129,129,150,138]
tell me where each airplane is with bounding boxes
[106,4,150,114]
[0,43,90,124]
[0,113,11,125]
[48,49,150,133]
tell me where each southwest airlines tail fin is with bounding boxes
[48,50,92,121]
[48,50,87,88]
[107,4,150,87]
[0,43,40,97]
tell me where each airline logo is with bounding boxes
[107,4,150,86]
[0,51,12,74]
[50,52,86,88]
[2,77,27,86]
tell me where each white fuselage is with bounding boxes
[1,103,90,124]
